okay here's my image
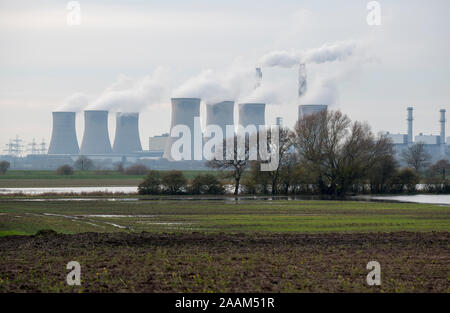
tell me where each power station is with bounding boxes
[2,65,448,170]
[386,107,448,163]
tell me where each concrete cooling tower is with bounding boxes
[205,101,234,138]
[163,98,201,161]
[298,104,328,121]
[238,103,266,128]
[80,110,112,155]
[48,112,79,155]
[112,112,142,154]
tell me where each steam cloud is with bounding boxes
[57,68,170,112]
[258,40,357,68]
[58,40,366,112]
[172,65,255,104]
[57,93,90,111]
[87,67,169,112]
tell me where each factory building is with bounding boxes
[387,107,449,164]
[148,133,168,154]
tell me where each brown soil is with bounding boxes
[0,232,448,293]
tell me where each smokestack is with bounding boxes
[407,107,413,145]
[275,117,283,127]
[255,68,262,89]
[440,109,446,155]
[80,110,112,154]
[298,104,328,121]
[206,101,234,138]
[298,63,307,97]
[163,98,201,161]
[48,112,79,155]
[238,103,266,129]
[112,112,142,154]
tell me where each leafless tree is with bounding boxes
[206,134,249,196]
[430,159,450,180]
[401,142,431,172]
[252,127,294,195]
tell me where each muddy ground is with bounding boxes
[0,231,448,293]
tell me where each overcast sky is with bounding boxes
[0,0,449,150]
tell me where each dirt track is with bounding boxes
[0,232,448,292]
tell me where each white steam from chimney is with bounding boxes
[258,40,358,68]
[88,67,169,112]
[57,92,91,111]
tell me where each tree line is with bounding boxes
[201,109,449,196]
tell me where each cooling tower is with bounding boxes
[206,101,234,137]
[163,98,201,161]
[80,110,112,154]
[48,112,79,155]
[238,103,266,128]
[112,112,142,154]
[298,104,328,121]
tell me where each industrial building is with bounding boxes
[386,107,449,164]
[149,133,169,154]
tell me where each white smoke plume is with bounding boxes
[87,67,170,112]
[258,40,358,68]
[172,65,255,104]
[299,77,338,105]
[56,92,91,111]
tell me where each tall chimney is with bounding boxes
[255,68,262,89]
[298,63,307,97]
[440,109,446,156]
[407,107,413,145]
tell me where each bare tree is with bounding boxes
[401,142,431,172]
[74,156,94,171]
[430,159,450,180]
[206,134,249,195]
[251,127,294,195]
